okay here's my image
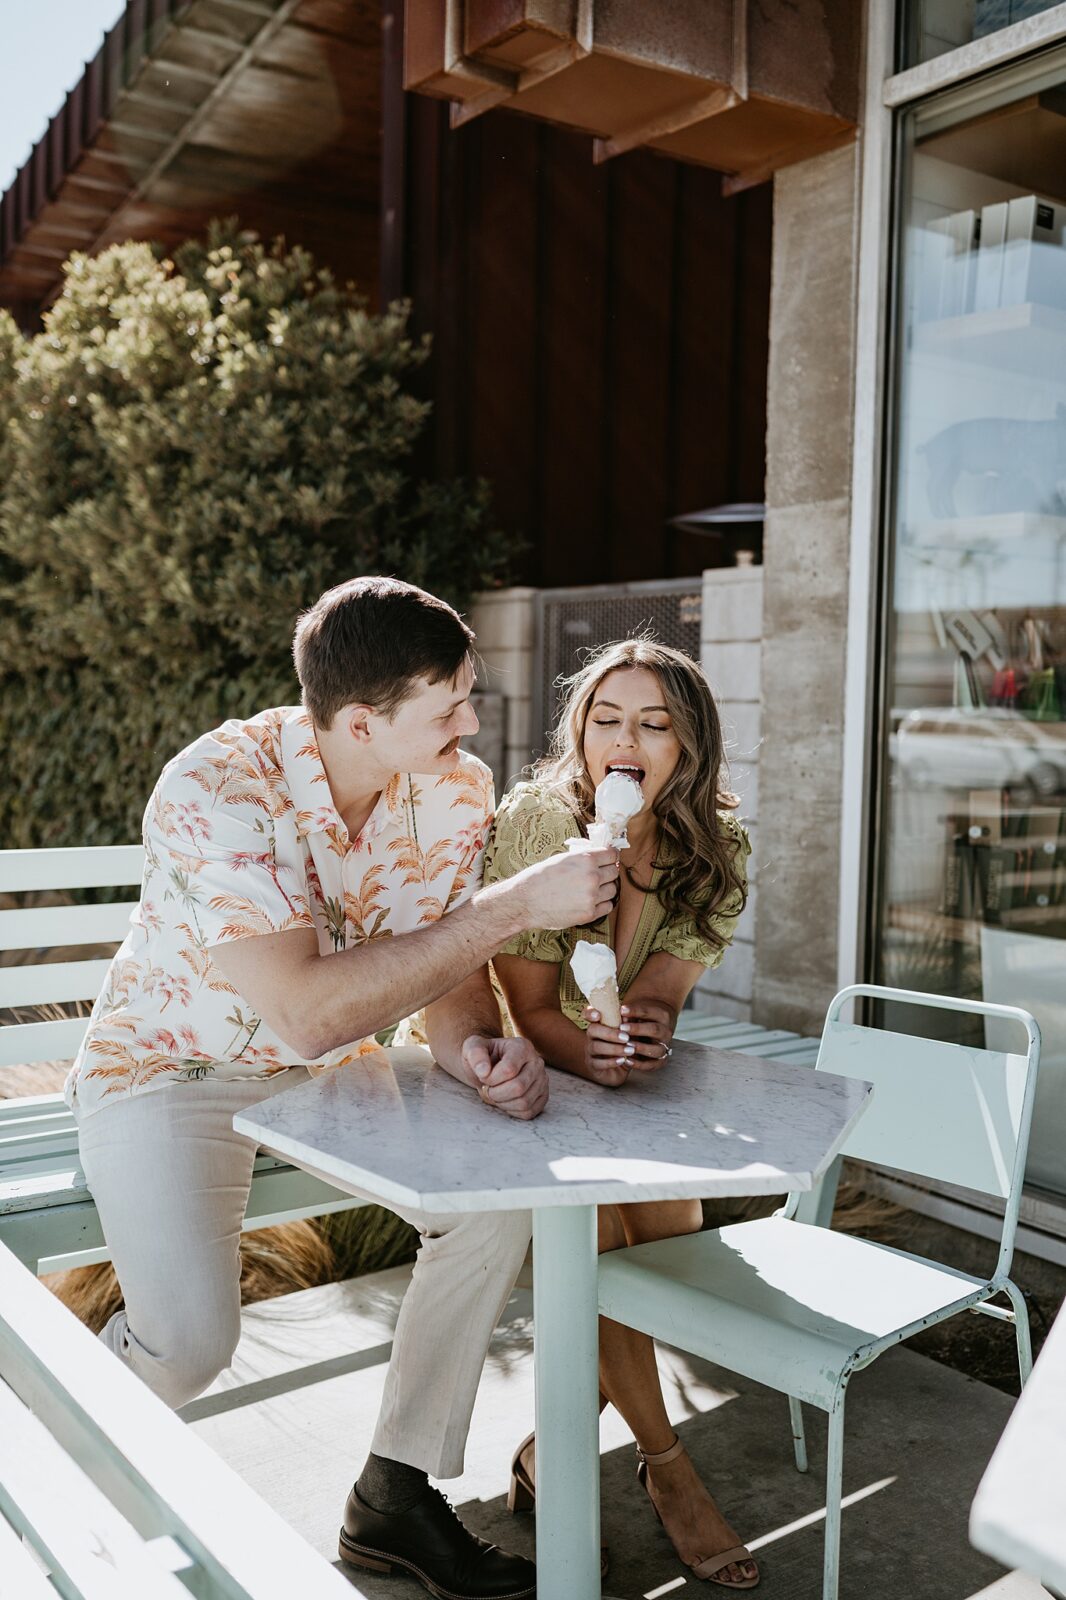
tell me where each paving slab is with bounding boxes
[183,1266,1049,1600]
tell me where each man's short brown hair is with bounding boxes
[293,577,475,727]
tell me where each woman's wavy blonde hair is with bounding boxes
[535,638,747,951]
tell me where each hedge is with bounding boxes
[0,223,519,848]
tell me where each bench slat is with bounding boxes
[0,1122,82,1162]
[0,1092,74,1126]
[0,1501,61,1599]
[0,846,144,893]
[0,1377,193,1600]
[0,958,112,1008]
[0,901,135,952]
[0,1018,88,1068]
[0,1242,361,1599]
[0,1150,354,1215]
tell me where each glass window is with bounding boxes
[876,50,1066,1195]
[903,3,1066,67]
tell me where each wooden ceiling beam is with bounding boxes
[141,58,220,86]
[123,89,204,117]
[209,0,281,19]
[60,172,132,197]
[165,22,244,52]
[106,121,176,146]
[7,243,70,264]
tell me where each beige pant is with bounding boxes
[74,1065,532,1477]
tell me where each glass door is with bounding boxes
[876,50,1066,1195]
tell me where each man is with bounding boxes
[67,576,618,1600]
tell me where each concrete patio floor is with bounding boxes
[181,1264,1049,1600]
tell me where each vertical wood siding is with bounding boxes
[398,100,771,586]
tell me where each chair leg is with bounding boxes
[1004,1279,1033,1386]
[822,1393,846,1600]
[788,1396,808,1473]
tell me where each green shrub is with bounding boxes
[0,224,518,848]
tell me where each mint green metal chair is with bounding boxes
[597,984,1041,1600]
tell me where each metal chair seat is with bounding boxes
[599,1213,992,1410]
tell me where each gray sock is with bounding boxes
[356,1452,429,1514]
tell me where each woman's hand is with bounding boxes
[617,998,675,1072]
[582,996,677,1083]
[581,1008,633,1087]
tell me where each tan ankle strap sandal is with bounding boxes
[635,1434,760,1590]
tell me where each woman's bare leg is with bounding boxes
[595,1199,757,1584]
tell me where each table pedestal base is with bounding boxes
[532,1205,601,1599]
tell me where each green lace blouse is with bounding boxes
[483,780,751,1028]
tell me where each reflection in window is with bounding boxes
[904,2,1066,68]
[878,61,1066,1195]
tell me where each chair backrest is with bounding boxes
[0,847,144,1079]
[812,984,1040,1276]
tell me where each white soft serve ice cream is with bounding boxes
[569,939,618,999]
[593,770,644,848]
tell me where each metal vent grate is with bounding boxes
[532,578,702,756]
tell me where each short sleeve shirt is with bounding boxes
[66,707,494,1119]
[482,780,750,1028]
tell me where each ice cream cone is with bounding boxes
[593,771,644,849]
[570,939,620,1024]
[588,978,621,1029]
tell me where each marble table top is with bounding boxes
[236,1040,871,1213]
[970,1300,1066,1591]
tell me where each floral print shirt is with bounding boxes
[66,707,494,1120]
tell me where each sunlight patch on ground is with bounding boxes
[965,1578,1055,1597]
[747,1475,897,1551]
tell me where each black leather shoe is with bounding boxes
[338,1485,536,1600]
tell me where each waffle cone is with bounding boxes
[588,979,621,1029]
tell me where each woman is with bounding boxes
[483,637,757,1590]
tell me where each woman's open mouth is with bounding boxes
[605,761,646,786]
[439,736,461,758]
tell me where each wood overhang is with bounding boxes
[0,0,383,324]
[403,0,860,191]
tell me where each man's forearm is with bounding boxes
[295,879,530,1058]
[424,967,504,1086]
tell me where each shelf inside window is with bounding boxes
[914,301,1066,380]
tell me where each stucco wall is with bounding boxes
[753,142,860,1036]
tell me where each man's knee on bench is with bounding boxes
[103,1303,242,1409]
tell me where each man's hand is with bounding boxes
[511,847,619,931]
[462,1035,549,1120]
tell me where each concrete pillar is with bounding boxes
[467,586,538,790]
[753,142,860,1036]
[696,566,763,1022]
